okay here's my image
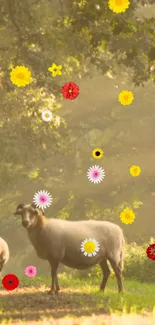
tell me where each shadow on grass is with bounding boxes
[0,286,110,322]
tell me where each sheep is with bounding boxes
[14,203,125,294]
[0,237,9,274]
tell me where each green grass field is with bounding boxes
[0,274,155,324]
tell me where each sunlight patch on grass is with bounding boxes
[59,275,155,313]
[14,275,155,315]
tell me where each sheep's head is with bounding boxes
[14,203,44,229]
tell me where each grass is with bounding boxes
[58,274,155,313]
[0,274,155,324]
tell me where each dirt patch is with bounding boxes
[0,286,107,322]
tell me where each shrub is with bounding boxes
[70,238,155,282]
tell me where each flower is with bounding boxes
[87,165,105,184]
[81,238,100,257]
[118,90,134,106]
[10,66,32,87]
[61,82,79,100]
[108,0,130,13]
[48,63,62,77]
[33,190,52,210]
[2,273,19,291]
[120,208,135,224]
[129,165,141,177]
[92,148,104,159]
[146,244,155,261]
[25,265,37,278]
[41,109,53,122]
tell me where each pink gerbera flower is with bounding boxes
[24,265,37,278]
[33,190,52,210]
[87,165,105,184]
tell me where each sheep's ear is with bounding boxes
[31,203,44,216]
[14,203,25,215]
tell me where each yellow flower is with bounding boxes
[130,165,141,177]
[48,63,62,77]
[10,66,32,87]
[120,208,135,224]
[118,90,134,106]
[92,148,104,159]
[81,238,100,257]
[108,0,130,13]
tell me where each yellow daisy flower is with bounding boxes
[108,0,130,13]
[92,148,104,159]
[129,165,141,177]
[80,238,100,257]
[10,66,32,87]
[48,63,62,77]
[120,208,135,224]
[118,90,134,106]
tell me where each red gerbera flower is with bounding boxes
[146,244,155,261]
[2,273,19,291]
[61,82,79,100]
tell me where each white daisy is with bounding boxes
[87,165,105,184]
[41,109,53,122]
[33,190,52,210]
[80,238,100,257]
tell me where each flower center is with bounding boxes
[8,280,13,284]
[92,170,99,178]
[84,242,96,253]
[68,89,72,93]
[124,95,129,101]
[150,248,155,255]
[95,151,100,156]
[115,0,123,5]
[45,114,50,118]
[17,72,25,79]
[40,196,46,202]
[124,213,130,219]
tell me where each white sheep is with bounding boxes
[0,237,9,274]
[14,203,125,294]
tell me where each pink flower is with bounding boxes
[33,190,52,210]
[87,165,105,184]
[24,265,37,278]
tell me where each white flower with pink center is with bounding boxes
[87,165,105,184]
[33,190,52,210]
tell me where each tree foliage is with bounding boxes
[0,0,155,256]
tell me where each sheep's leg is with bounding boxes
[55,274,60,292]
[108,258,123,293]
[99,259,110,292]
[0,264,3,272]
[49,261,59,294]
[0,258,4,272]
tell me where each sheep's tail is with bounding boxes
[119,235,125,271]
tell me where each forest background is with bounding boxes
[0,0,155,283]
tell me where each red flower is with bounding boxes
[61,82,79,100]
[146,244,155,261]
[2,273,19,291]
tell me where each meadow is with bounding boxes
[0,273,155,324]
